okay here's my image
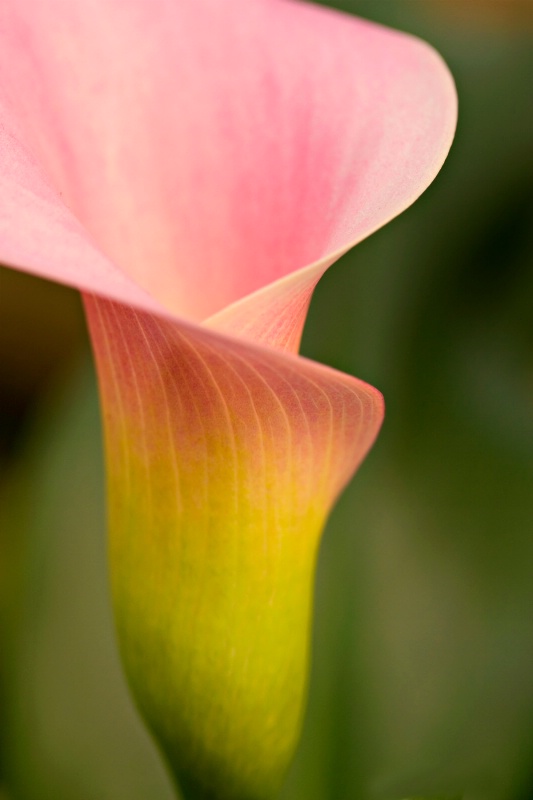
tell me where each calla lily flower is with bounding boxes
[0,0,456,797]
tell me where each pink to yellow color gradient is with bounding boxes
[0,0,457,797]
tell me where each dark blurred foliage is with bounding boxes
[0,1,532,799]
[0,271,85,464]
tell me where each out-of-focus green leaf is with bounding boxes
[0,361,176,800]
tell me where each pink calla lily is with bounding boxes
[0,0,457,797]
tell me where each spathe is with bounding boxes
[0,1,457,797]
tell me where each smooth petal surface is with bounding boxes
[0,0,456,331]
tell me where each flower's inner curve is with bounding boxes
[1,0,454,323]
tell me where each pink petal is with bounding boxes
[0,0,456,328]
[0,118,165,314]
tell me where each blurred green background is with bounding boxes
[0,1,532,799]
